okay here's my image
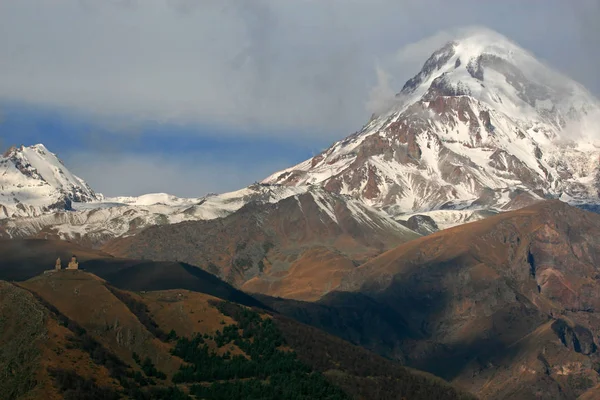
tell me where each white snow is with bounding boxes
[310,190,339,223]
[3,183,314,241]
[0,144,99,218]
[105,193,202,207]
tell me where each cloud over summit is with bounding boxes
[1,1,599,141]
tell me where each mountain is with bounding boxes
[1,183,309,246]
[3,29,600,240]
[0,144,316,246]
[262,201,600,399]
[104,187,419,301]
[0,266,474,399]
[0,144,100,218]
[5,30,600,244]
[7,201,600,399]
[6,28,600,400]
[263,29,600,216]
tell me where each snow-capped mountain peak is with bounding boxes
[396,30,600,137]
[264,28,600,215]
[0,144,99,218]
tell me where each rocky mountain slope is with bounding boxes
[264,29,600,216]
[0,148,424,299]
[263,201,600,399]
[0,238,266,308]
[104,188,419,300]
[0,144,99,218]
[4,27,600,400]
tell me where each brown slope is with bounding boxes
[580,384,600,400]
[0,238,113,281]
[301,200,600,399]
[104,190,418,300]
[1,270,475,400]
[84,259,267,309]
[0,238,267,309]
[20,271,184,378]
[241,246,357,301]
[343,199,600,315]
[461,320,599,400]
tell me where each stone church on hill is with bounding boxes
[67,255,79,270]
[53,255,79,271]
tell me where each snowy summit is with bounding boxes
[0,144,100,218]
[264,28,600,215]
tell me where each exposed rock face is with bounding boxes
[552,319,597,356]
[398,214,439,236]
[263,29,600,217]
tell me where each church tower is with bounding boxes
[67,255,79,270]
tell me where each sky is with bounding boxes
[0,0,599,197]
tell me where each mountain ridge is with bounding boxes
[103,189,419,300]
[262,200,600,399]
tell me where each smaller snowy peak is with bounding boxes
[0,144,99,218]
[6,144,99,201]
[181,183,310,220]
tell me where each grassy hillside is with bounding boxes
[1,270,475,400]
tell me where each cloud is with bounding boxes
[566,0,600,95]
[65,151,293,197]
[366,66,396,117]
[0,0,598,142]
[0,0,371,138]
[390,30,456,76]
